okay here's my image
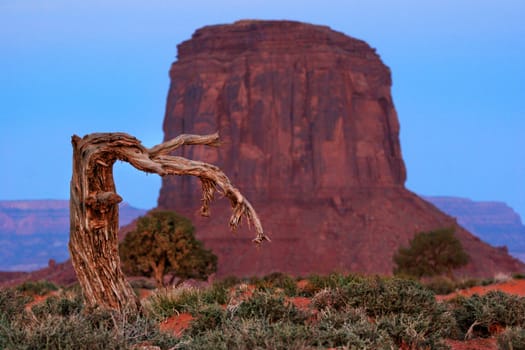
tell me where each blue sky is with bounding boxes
[1,0,524,221]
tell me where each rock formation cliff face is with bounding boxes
[160,20,405,206]
[158,20,524,277]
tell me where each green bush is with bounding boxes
[394,227,470,278]
[120,210,217,288]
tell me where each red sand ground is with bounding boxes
[437,278,525,301]
[159,312,194,337]
[446,337,498,350]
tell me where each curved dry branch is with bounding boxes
[147,132,220,157]
[70,132,268,313]
[119,136,269,245]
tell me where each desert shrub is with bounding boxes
[1,287,178,349]
[0,288,30,321]
[233,290,307,324]
[341,276,438,317]
[0,288,30,348]
[249,272,298,296]
[199,282,229,305]
[311,287,348,311]
[450,291,525,338]
[16,280,59,296]
[11,313,117,350]
[9,311,178,350]
[313,307,394,349]
[31,292,83,318]
[184,308,392,350]
[266,272,298,295]
[145,286,204,320]
[187,304,227,336]
[303,273,359,295]
[340,276,458,345]
[176,276,462,349]
[497,327,525,350]
[377,312,453,350]
[181,318,312,350]
[423,276,458,295]
[145,284,230,322]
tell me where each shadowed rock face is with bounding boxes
[158,20,524,278]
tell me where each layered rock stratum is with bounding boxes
[158,20,524,277]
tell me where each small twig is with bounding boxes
[465,320,481,340]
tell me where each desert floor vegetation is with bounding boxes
[1,274,525,350]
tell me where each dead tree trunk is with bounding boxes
[70,132,268,313]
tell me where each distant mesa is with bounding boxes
[157,20,524,277]
[0,200,146,272]
[425,196,525,263]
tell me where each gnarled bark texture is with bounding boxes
[69,132,267,312]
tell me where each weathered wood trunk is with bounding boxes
[70,134,140,312]
[69,132,268,313]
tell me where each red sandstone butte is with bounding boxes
[157,20,524,278]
